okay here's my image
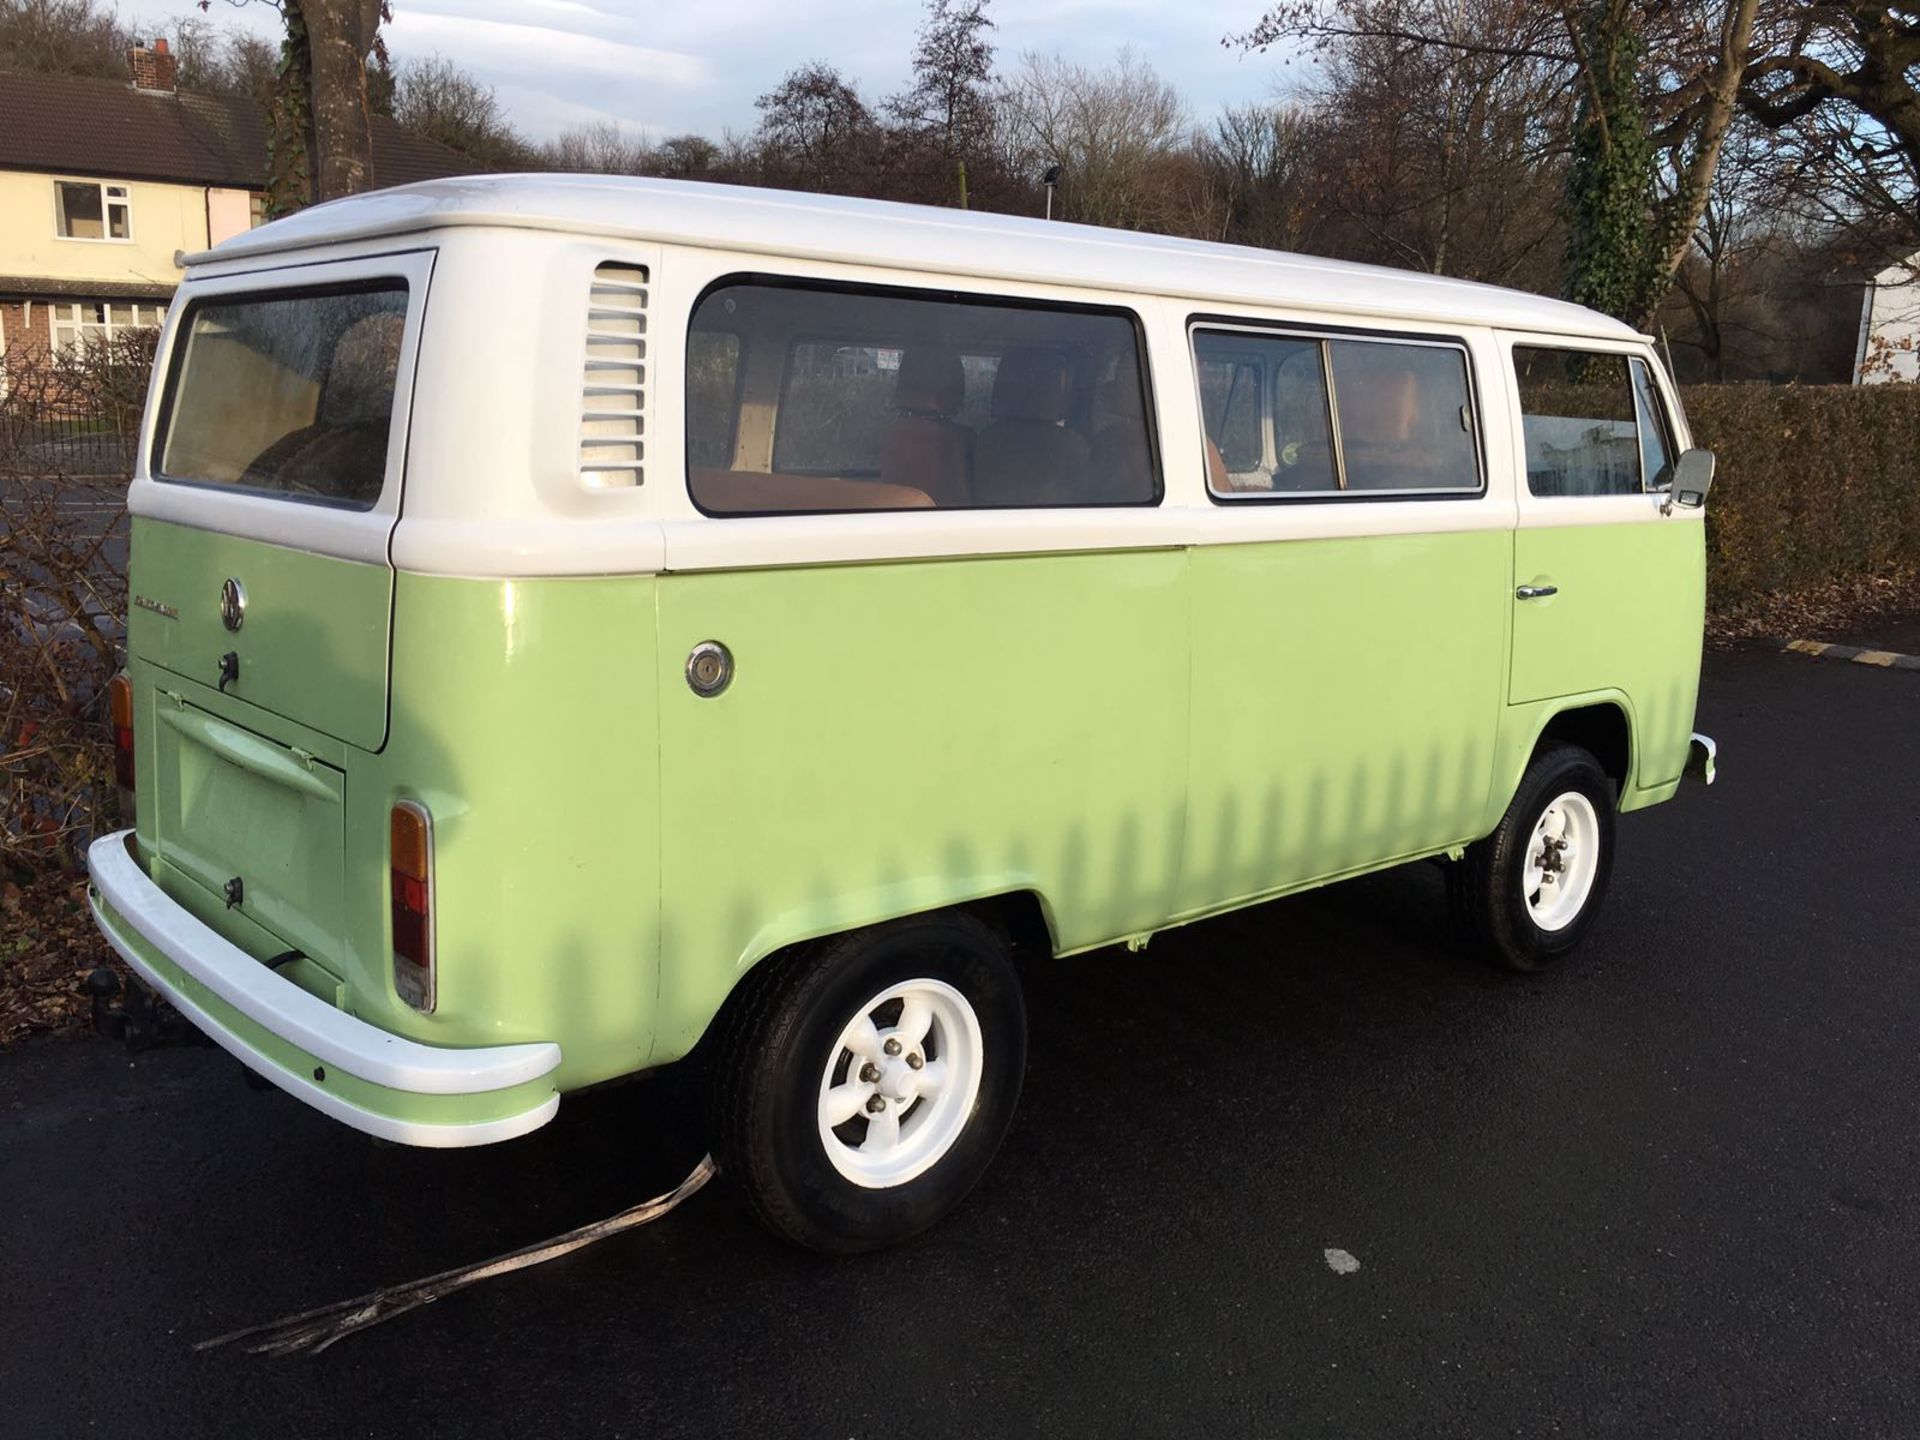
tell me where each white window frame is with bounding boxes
[53,179,134,243]
[48,301,165,356]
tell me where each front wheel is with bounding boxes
[1449,743,1616,972]
[710,912,1027,1252]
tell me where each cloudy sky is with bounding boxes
[191,0,1302,142]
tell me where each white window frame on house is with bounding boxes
[53,178,134,242]
[48,302,166,355]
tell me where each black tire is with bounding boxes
[709,912,1027,1253]
[1448,742,1617,973]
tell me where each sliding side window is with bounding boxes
[685,278,1159,514]
[1513,346,1674,496]
[1193,326,1479,498]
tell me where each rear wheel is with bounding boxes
[1449,743,1616,972]
[710,912,1026,1252]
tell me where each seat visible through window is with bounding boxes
[972,348,1089,506]
[878,344,972,507]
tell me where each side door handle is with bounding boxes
[1515,584,1558,600]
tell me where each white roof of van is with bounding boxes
[191,174,1641,341]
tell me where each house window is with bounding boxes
[55,181,132,240]
[248,192,267,229]
[49,302,164,355]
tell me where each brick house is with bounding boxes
[0,38,475,385]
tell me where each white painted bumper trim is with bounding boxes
[86,830,562,1099]
[1686,731,1717,786]
[93,891,558,1147]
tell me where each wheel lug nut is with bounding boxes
[865,1095,887,1114]
[883,1038,902,1056]
[906,1052,923,1070]
[859,1063,880,1083]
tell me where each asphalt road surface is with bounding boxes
[4,649,1917,1439]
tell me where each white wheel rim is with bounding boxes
[1522,790,1601,932]
[816,977,985,1189]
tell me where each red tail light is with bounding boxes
[107,672,135,803]
[390,801,435,1012]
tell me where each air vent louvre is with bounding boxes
[580,263,647,487]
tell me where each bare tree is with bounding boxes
[0,0,127,77]
[168,14,277,105]
[1235,0,1760,319]
[393,54,530,167]
[755,60,879,193]
[653,133,722,179]
[1737,3,1920,273]
[886,0,998,205]
[543,120,654,176]
[1306,2,1570,285]
[997,48,1188,228]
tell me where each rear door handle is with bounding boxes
[1515,584,1558,600]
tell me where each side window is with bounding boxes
[685,330,741,470]
[1326,340,1478,492]
[1512,347,1653,497]
[685,279,1158,513]
[1197,355,1264,474]
[1193,326,1477,497]
[772,340,902,474]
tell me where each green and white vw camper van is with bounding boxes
[89,177,1716,1251]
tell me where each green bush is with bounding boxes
[1682,384,1920,612]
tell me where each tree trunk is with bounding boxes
[300,0,384,202]
[1650,0,1760,305]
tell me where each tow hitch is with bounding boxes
[86,967,209,1051]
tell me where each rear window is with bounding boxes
[155,283,408,510]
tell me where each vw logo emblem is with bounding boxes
[220,577,247,633]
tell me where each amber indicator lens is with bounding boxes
[107,673,135,792]
[390,801,434,1011]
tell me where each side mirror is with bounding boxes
[1667,448,1715,510]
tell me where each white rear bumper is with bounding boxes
[87,830,563,1147]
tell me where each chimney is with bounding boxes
[129,37,178,94]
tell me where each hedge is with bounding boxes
[1681,384,1920,612]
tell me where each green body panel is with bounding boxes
[128,518,391,750]
[651,551,1191,1060]
[1511,518,1705,794]
[371,571,663,1084]
[128,520,663,1091]
[1181,530,1512,918]
[123,507,1704,1103]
